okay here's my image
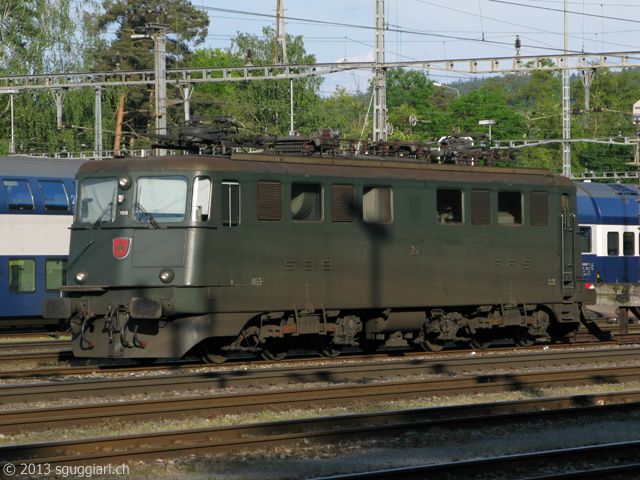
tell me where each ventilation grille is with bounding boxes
[257,181,283,221]
[332,184,355,223]
[530,191,549,226]
[471,190,491,226]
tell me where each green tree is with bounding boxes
[191,27,325,136]
[90,0,209,71]
[0,0,92,75]
[322,86,370,139]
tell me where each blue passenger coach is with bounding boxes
[575,182,640,285]
[0,156,86,325]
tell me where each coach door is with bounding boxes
[560,193,576,297]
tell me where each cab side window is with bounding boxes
[191,177,211,222]
[222,182,240,226]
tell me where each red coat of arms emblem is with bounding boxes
[113,238,132,260]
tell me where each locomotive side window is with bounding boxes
[291,183,323,222]
[8,259,35,293]
[258,181,283,221]
[607,232,619,256]
[39,180,70,212]
[363,186,393,223]
[45,259,68,292]
[222,181,240,226]
[191,177,211,222]
[134,176,188,223]
[332,184,355,223]
[3,180,34,211]
[437,189,463,224]
[78,177,117,223]
[471,190,491,226]
[579,227,592,253]
[497,191,523,225]
[623,232,634,256]
[530,191,549,226]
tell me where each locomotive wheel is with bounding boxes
[418,335,445,352]
[514,329,535,347]
[359,338,383,353]
[469,331,491,350]
[200,338,230,364]
[261,339,288,361]
[317,336,342,358]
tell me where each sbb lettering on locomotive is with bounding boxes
[284,260,333,271]
[493,259,532,269]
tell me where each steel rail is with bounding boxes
[0,344,638,380]
[0,350,73,363]
[0,394,638,469]
[305,442,640,480]
[0,382,638,436]
[0,340,71,353]
[1,358,639,407]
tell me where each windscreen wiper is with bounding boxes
[92,203,114,229]
[134,202,161,229]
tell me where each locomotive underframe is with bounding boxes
[55,286,582,360]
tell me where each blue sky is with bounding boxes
[192,1,639,95]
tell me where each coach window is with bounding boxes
[191,177,211,222]
[222,182,240,226]
[471,190,491,226]
[530,191,549,226]
[39,180,70,212]
[607,232,619,256]
[579,227,592,253]
[134,176,188,223]
[3,180,34,211]
[292,183,323,222]
[258,181,283,221]
[332,184,356,223]
[498,191,523,225]
[45,259,68,292]
[623,232,634,256]
[79,177,117,223]
[363,186,393,223]
[437,189,463,224]
[8,259,35,293]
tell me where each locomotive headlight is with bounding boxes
[75,271,88,284]
[118,174,132,190]
[159,269,175,284]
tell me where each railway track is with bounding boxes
[308,442,640,479]
[2,345,639,478]
[1,339,638,375]
[1,391,638,472]
[1,368,639,435]
[1,348,640,405]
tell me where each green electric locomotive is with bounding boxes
[43,122,589,363]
